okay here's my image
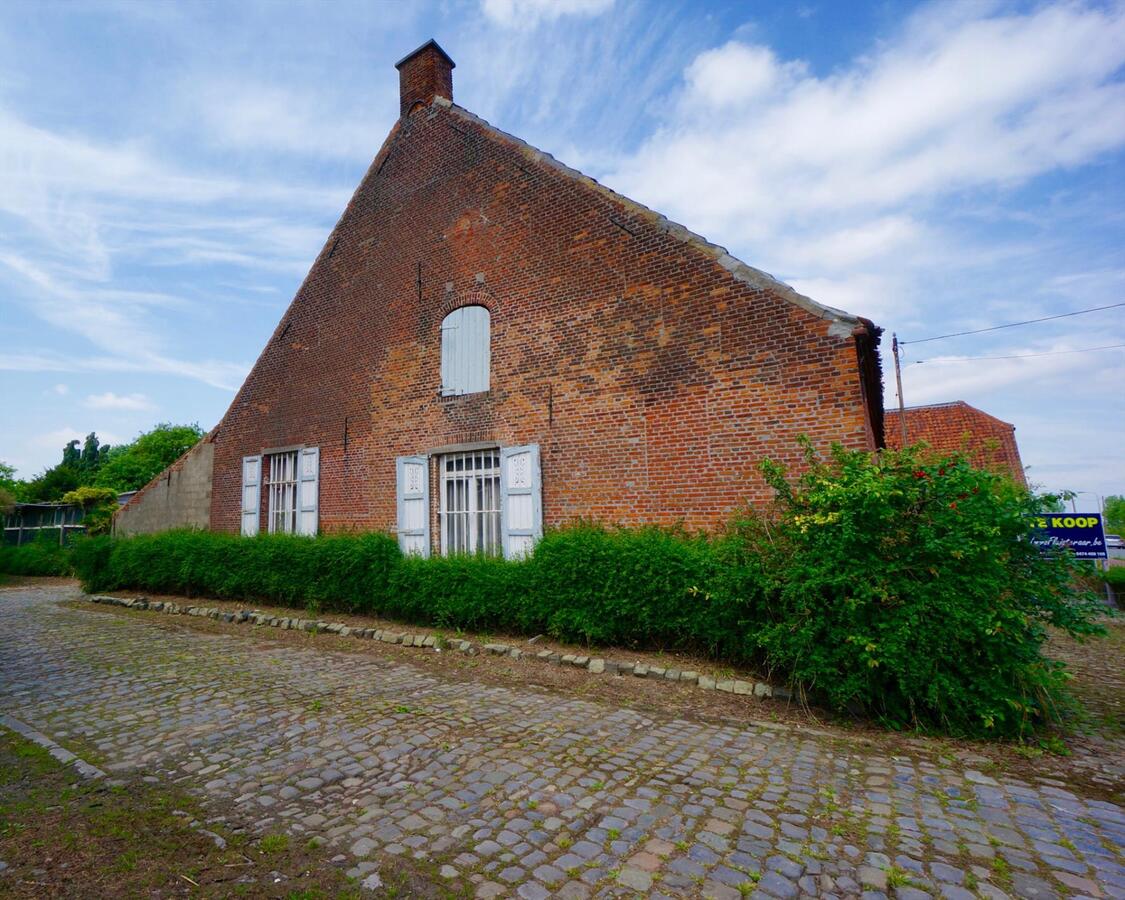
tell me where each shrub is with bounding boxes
[62,485,119,535]
[68,523,756,657]
[70,535,113,590]
[528,523,762,656]
[389,553,531,631]
[72,529,400,613]
[1103,566,1125,589]
[0,533,73,576]
[743,439,1105,737]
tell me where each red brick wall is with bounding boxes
[210,99,881,537]
[885,402,1027,487]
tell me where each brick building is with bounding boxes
[884,401,1026,486]
[119,40,886,554]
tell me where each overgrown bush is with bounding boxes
[0,533,73,576]
[741,439,1105,737]
[1103,566,1125,589]
[61,485,119,535]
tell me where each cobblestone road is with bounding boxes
[1,584,1122,899]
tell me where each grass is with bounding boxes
[885,865,917,889]
[0,729,359,898]
[260,832,291,854]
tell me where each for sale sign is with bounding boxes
[1027,513,1108,559]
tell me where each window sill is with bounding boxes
[438,390,491,404]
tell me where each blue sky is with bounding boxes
[1,0,1122,504]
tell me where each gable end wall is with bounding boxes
[208,101,882,535]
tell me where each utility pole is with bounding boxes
[892,333,908,446]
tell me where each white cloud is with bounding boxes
[51,383,68,395]
[684,42,804,109]
[85,392,155,411]
[0,253,250,390]
[901,346,1115,404]
[0,102,348,288]
[481,0,613,28]
[606,3,1125,269]
[185,79,388,160]
[786,271,908,325]
[0,348,249,388]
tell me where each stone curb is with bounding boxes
[84,594,791,702]
[0,713,106,779]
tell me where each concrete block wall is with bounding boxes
[113,440,214,536]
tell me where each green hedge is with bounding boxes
[73,530,399,613]
[67,524,750,656]
[0,534,73,576]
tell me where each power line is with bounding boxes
[900,301,1125,345]
[909,342,1125,364]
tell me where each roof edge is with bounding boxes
[437,97,865,338]
[395,39,455,70]
[887,400,1017,431]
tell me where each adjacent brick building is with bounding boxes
[885,401,1026,486]
[121,40,886,555]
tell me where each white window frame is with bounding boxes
[439,449,501,555]
[266,450,299,534]
[440,305,491,396]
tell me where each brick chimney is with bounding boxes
[395,39,455,117]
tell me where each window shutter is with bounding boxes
[500,444,542,559]
[297,446,319,536]
[240,455,261,537]
[440,315,458,397]
[440,306,490,396]
[396,456,430,557]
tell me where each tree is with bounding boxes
[62,440,80,468]
[94,423,205,492]
[0,461,20,499]
[1105,495,1125,534]
[19,432,108,502]
[78,432,109,475]
[21,464,83,503]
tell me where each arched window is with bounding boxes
[440,305,490,396]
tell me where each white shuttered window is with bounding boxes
[440,305,490,396]
[395,444,541,560]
